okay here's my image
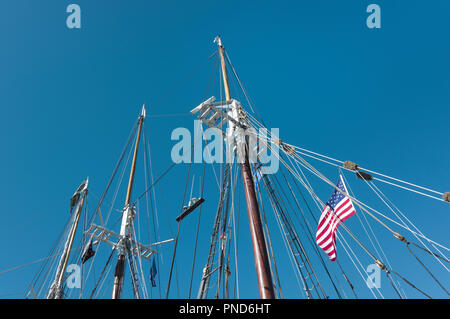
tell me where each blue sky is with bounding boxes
[0,0,449,299]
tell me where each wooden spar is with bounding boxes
[124,108,145,206]
[176,198,205,222]
[216,37,275,299]
[112,106,145,299]
[218,43,232,102]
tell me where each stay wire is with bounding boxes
[260,172,313,298]
[142,124,159,298]
[225,49,339,298]
[365,178,449,272]
[406,243,449,295]
[88,119,139,228]
[221,46,439,299]
[151,50,218,109]
[165,157,193,299]
[279,167,344,298]
[89,248,115,299]
[254,169,283,298]
[188,162,207,298]
[282,150,435,298]
[388,268,432,299]
[287,166,359,298]
[409,242,450,263]
[285,144,445,199]
[267,171,327,298]
[187,55,222,298]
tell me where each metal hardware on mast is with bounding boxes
[112,105,146,299]
[47,178,89,299]
[215,36,275,299]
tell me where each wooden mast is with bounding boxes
[112,105,145,299]
[47,178,88,299]
[216,37,275,299]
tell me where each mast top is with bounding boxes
[83,177,89,192]
[75,177,89,194]
[214,35,223,47]
[140,104,146,119]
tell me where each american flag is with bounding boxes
[316,175,356,261]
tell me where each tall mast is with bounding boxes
[215,37,275,299]
[47,178,89,299]
[112,105,146,299]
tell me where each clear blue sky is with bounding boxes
[0,0,448,299]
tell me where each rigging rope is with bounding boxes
[87,119,139,227]
[287,151,450,257]
[266,171,328,298]
[220,48,444,299]
[142,124,159,298]
[165,156,192,298]
[225,51,365,299]
[215,164,232,299]
[89,248,115,299]
[198,164,231,299]
[285,165,356,298]
[188,163,206,298]
[279,167,347,298]
[266,143,381,297]
[269,141,435,298]
[246,119,447,204]
[341,171,406,296]
[336,261,358,299]
[388,268,432,299]
[150,50,218,109]
[83,123,138,292]
[260,172,314,298]
[365,179,450,272]
[405,243,449,295]
[1,246,82,276]
[286,145,447,198]
[233,168,242,299]
[254,170,284,298]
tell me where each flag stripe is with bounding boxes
[316,203,353,243]
[316,200,352,240]
[316,175,356,261]
[318,198,349,228]
[317,207,354,249]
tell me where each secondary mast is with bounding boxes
[47,178,89,299]
[111,105,146,299]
